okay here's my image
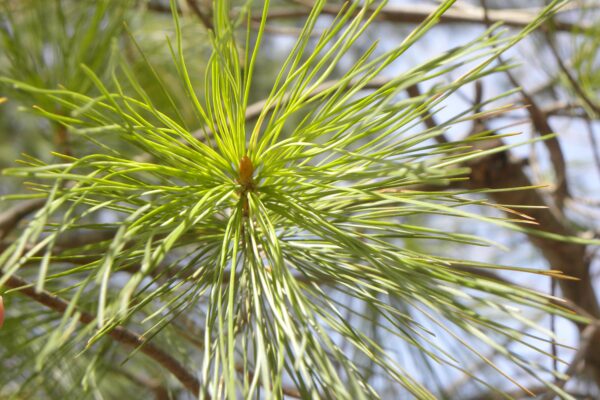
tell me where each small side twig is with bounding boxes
[544,29,600,117]
[406,84,448,144]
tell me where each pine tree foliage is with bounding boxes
[0,0,595,399]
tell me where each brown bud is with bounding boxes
[0,296,4,329]
[238,155,254,188]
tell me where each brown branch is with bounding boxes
[584,119,600,186]
[0,198,46,240]
[502,71,570,209]
[185,0,213,31]
[147,0,588,33]
[479,0,570,210]
[54,124,72,157]
[3,275,202,396]
[416,1,600,370]
[2,235,304,397]
[465,144,600,381]
[542,101,588,119]
[0,295,4,329]
[146,1,179,14]
[467,384,593,400]
[275,1,587,33]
